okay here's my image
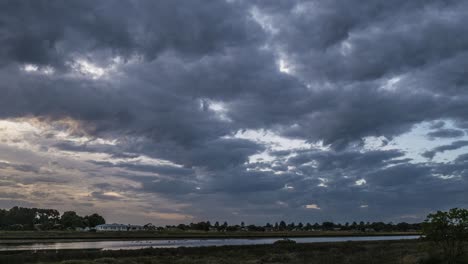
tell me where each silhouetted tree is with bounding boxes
[297,222,303,230]
[322,221,335,230]
[279,221,287,231]
[60,211,84,229]
[423,208,468,263]
[84,213,105,228]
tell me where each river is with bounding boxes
[0,235,419,251]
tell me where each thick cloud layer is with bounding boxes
[0,0,467,224]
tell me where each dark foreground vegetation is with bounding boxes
[0,240,467,264]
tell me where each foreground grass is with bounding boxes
[0,230,419,241]
[1,240,466,264]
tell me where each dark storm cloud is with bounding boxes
[258,0,468,82]
[238,0,468,146]
[1,0,468,223]
[0,0,259,67]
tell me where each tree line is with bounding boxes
[164,220,421,232]
[0,206,424,232]
[0,206,105,230]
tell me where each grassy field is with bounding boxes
[0,239,465,264]
[0,230,420,241]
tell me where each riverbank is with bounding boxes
[0,239,458,264]
[0,230,420,241]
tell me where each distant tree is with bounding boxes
[322,222,335,230]
[191,221,210,231]
[60,211,84,229]
[358,221,365,231]
[247,224,265,232]
[396,222,410,232]
[226,225,238,232]
[279,221,287,231]
[144,223,156,231]
[34,209,60,230]
[0,209,7,227]
[370,222,386,232]
[344,222,350,230]
[422,208,468,263]
[297,222,303,230]
[84,213,105,228]
[7,207,37,229]
[312,223,320,230]
[177,224,187,230]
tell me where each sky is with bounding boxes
[0,0,468,225]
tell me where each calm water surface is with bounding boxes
[0,236,419,251]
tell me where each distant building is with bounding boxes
[96,223,143,232]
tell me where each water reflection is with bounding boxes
[0,236,419,251]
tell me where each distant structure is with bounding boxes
[95,223,143,232]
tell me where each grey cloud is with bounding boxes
[0,192,27,199]
[0,0,260,67]
[0,161,39,173]
[366,163,430,187]
[288,149,404,171]
[122,175,198,196]
[429,121,445,130]
[90,160,194,178]
[427,129,465,139]
[422,140,468,159]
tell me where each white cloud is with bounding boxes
[21,64,55,75]
[305,204,321,210]
[355,179,367,186]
